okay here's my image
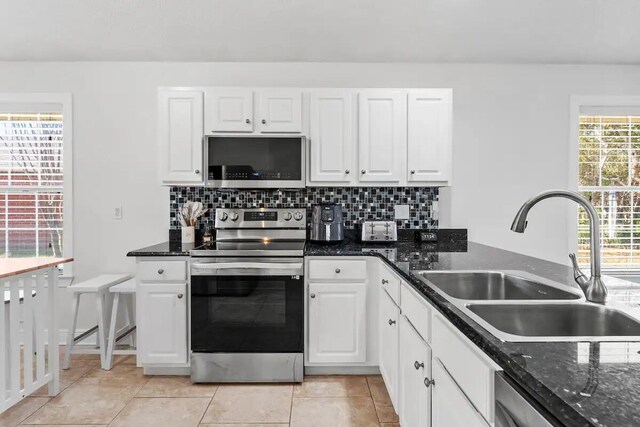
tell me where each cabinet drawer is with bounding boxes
[432,314,498,424]
[138,260,187,282]
[379,263,401,305]
[308,259,367,281]
[400,283,431,343]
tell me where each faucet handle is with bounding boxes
[569,253,589,288]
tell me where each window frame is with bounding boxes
[0,93,73,277]
[569,95,640,274]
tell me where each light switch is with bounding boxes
[394,204,410,220]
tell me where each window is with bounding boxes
[577,113,640,271]
[0,94,72,262]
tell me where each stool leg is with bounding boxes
[63,293,81,370]
[104,293,119,370]
[96,292,107,369]
[125,294,135,347]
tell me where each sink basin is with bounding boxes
[467,303,640,340]
[418,271,580,300]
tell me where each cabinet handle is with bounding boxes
[177,293,184,299]
[424,378,435,388]
[361,170,366,174]
[381,279,389,284]
[335,268,341,273]
[411,170,416,175]
[261,119,267,124]
[245,118,251,124]
[345,169,350,174]
[414,361,424,370]
[157,269,164,274]
[388,319,396,326]
[195,169,200,174]
[310,293,316,299]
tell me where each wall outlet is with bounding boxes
[394,204,410,220]
[113,205,122,220]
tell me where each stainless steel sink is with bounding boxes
[417,271,581,301]
[466,303,640,341]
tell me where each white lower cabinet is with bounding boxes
[399,315,432,427]
[432,358,489,427]
[137,282,188,365]
[378,288,399,408]
[308,282,367,363]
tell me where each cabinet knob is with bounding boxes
[411,170,416,175]
[245,118,251,124]
[424,378,435,388]
[388,319,396,326]
[361,170,366,174]
[261,119,267,124]
[177,293,184,299]
[335,268,341,273]
[345,169,350,174]
[195,169,200,174]
[381,279,389,284]
[310,293,316,299]
[157,269,164,274]
[414,361,424,370]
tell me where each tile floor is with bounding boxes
[1,348,399,427]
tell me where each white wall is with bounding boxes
[1,61,639,330]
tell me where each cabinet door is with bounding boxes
[379,289,400,410]
[309,90,354,183]
[407,90,452,183]
[358,91,404,182]
[205,88,254,132]
[308,283,366,363]
[256,89,302,133]
[138,283,188,365]
[432,358,488,427]
[159,90,204,184]
[399,315,432,427]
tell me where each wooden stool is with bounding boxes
[63,274,132,370]
[104,279,136,370]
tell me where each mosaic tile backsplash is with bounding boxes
[169,187,439,230]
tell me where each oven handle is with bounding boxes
[191,261,303,276]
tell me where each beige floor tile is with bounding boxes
[366,376,393,407]
[0,397,50,427]
[22,375,148,425]
[20,425,106,427]
[200,425,288,427]
[201,384,292,424]
[137,376,218,398]
[293,375,370,398]
[374,404,399,423]
[31,364,94,396]
[109,397,210,427]
[380,424,400,427]
[290,397,379,427]
[82,364,146,380]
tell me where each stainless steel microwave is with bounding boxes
[205,135,306,189]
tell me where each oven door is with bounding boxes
[190,257,304,354]
[205,135,306,188]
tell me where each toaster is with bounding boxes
[356,221,398,243]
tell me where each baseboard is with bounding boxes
[304,366,381,375]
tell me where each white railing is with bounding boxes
[1,267,58,413]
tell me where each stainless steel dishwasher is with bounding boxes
[495,372,559,427]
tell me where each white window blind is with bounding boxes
[578,115,640,271]
[0,112,64,258]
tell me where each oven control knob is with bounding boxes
[219,212,228,221]
[293,211,303,221]
[283,211,292,221]
[230,212,239,221]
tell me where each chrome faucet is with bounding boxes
[510,189,607,304]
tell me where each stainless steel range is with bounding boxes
[189,208,306,383]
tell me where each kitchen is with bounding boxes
[1,1,640,426]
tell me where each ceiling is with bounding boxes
[1,0,639,64]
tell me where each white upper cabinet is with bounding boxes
[407,90,453,184]
[256,89,302,133]
[308,282,367,364]
[159,90,204,184]
[309,90,355,183]
[205,88,254,133]
[358,91,404,182]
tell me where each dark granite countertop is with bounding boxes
[129,236,640,426]
[307,238,640,427]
